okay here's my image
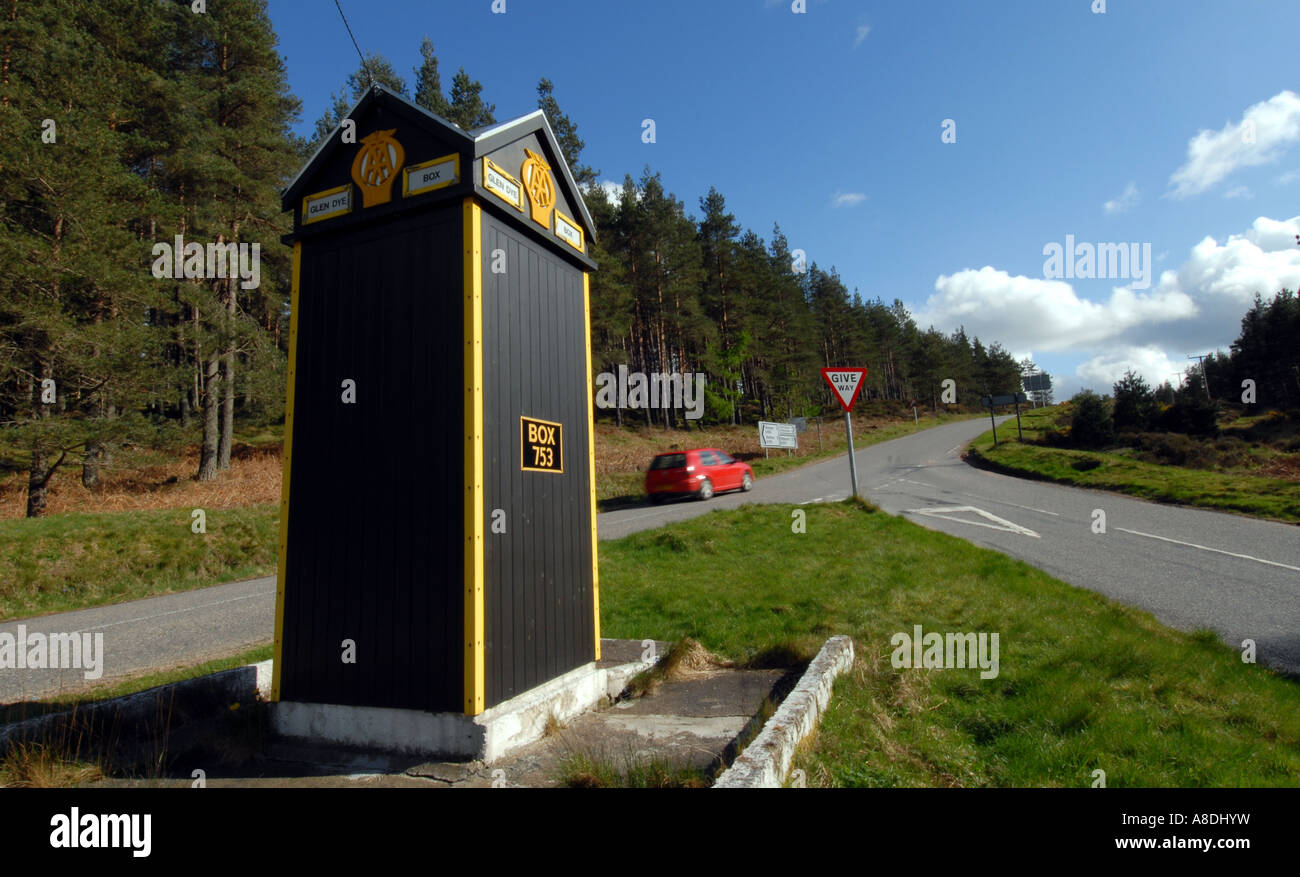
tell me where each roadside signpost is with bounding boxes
[1022,372,1051,408]
[981,392,1028,444]
[758,420,798,458]
[821,367,867,497]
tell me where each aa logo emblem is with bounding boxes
[352,129,405,208]
[521,148,555,228]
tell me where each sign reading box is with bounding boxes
[302,184,352,224]
[403,154,459,197]
[520,415,563,473]
[554,209,584,253]
[483,158,523,211]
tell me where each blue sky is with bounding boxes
[267,0,1300,398]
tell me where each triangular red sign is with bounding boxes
[821,367,868,412]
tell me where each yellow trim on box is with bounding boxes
[519,415,564,474]
[463,198,486,716]
[482,157,523,212]
[301,183,352,225]
[403,153,460,197]
[271,241,302,701]
[583,272,601,661]
[554,208,585,254]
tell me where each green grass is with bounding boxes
[966,407,1300,524]
[599,501,1300,787]
[556,752,711,788]
[0,504,279,621]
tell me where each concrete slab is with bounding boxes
[84,639,803,788]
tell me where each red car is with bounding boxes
[645,448,755,502]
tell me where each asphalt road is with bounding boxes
[4,415,1297,701]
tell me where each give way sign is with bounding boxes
[821,368,868,412]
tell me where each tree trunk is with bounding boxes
[197,350,221,481]
[27,448,49,517]
[82,441,104,488]
[218,274,235,470]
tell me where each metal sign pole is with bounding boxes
[845,410,860,497]
[1015,402,1023,441]
[989,403,998,446]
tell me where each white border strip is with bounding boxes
[713,635,854,788]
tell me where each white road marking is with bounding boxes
[958,494,1060,517]
[946,445,963,456]
[1116,527,1300,573]
[904,505,1041,538]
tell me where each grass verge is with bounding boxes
[0,505,278,621]
[966,408,1300,524]
[599,501,1300,786]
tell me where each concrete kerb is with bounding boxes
[270,652,660,763]
[713,635,854,788]
[0,659,273,749]
[1,651,660,767]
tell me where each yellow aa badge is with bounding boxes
[351,129,405,208]
[521,148,555,229]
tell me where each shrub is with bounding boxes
[1112,370,1157,432]
[1128,432,1217,469]
[1155,397,1220,438]
[1069,391,1113,449]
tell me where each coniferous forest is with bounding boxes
[2,1,1286,518]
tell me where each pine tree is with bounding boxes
[536,77,597,187]
[445,67,495,130]
[0,0,171,514]
[311,52,406,147]
[413,37,452,117]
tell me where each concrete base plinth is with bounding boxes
[271,655,653,763]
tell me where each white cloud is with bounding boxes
[831,191,867,208]
[1223,185,1254,200]
[914,267,1196,353]
[914,215,1300,361]
[1074,345,1183,393]
[592,179,640,205]
[1103,181,1139,214]
[853,24,871,49]
[1278,169,1300,185]
[1168,90,1300,198]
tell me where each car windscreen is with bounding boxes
[649,453,687,471]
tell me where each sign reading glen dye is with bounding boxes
[303,185,352,224]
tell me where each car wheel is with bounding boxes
[742,472,753,492]
[697,478,713,500]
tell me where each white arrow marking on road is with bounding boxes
[904,505,1041,538]
[1116,527,1300,573]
